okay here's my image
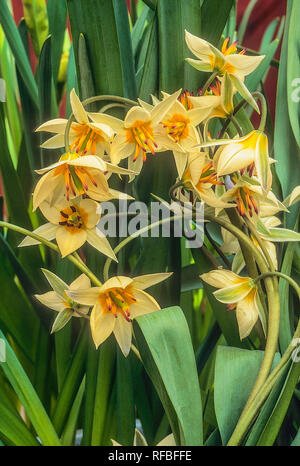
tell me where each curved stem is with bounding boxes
[0,221,102,287]
[200,71,218,96]
[103,215,182,281]
[254,272,300,300]
[64,94,137,152]
[230,115,243,137]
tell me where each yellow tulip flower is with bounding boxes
[19,197,117,260]
[67,273,172,356]
[35,269,91,333]
[200,269,260,339]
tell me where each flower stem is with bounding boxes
[102,215,182,281]
[200,71,218,96]
[0,221,102,287]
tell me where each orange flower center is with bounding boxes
[125,120,157,163]
[70,124,105,155]
[59,205,88,234]
[179,90,194,110]
[235,186,258,218]
[53,153,99,200]
[161,113,190,143]
[100,286,137,322]
[183,161,223,188]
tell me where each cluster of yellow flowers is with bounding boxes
[20,31,300,354]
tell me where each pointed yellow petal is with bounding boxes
[236,290,259,339]
[255,132,269,192]
[40,133,65,149]
[34,291,65,312]
[200,270,246,289]
[19,223,58,247]
[32,170,62,211]
[226,54,265,77]
[69,273,91,291]
[41,268,68,297]
[35,118,68,134]
[70,88,88,124]
[130,289,160,318]
[151,88,182,125]
[173,151,188,179]
[100,276,133,293]
[56,228,87,257]
[86,229,118,262]
[88,112,124,133]
[68,155,107,171]
[113,316,132,357]
[157,434,176,447]
[67,287,101,306]
[125,106,150,127]
[132,272,173,291]
[214,281,254,304]
[185,30,213,62]
[90,303,115,349]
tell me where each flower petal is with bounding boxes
[56,227,87,257]
[200,269,247,289]
[130,289,160,318]
[32,170,62,211]
[67,287,101,306]
[70,88,88,124]
[185,30,213,62]
[132,272,173,291]
[99,276,133,294]
[90,303,115,349]
[173,151,188,179]
[236,290,259,339]
[88,112,124,133]
[34,291,65,312]
[19,223,58,247]
[113,316,132,357]
[40,268,68,297]
[35,118,68,134]
[86,228,118,261]
[125,106,150,127]
[40,133,65,149]
[69,273,91,291]
[214,281,254,304]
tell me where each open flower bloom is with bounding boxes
[67,273,172,356]
[151,91,213,177]
[185,30,264,112]
[200,269,260,339]
[188,74,234,121]
[32,151,133,210]
[181,151,232,208]
[19,197,117,260]
[36,89,114,158]
[35,269,91,333]
[203,130,272,192]
[112,429,175,447]
[219,177,287,220]
[89,89,182,176]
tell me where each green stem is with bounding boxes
[0,221,102,287]
[64,94,137,152]
[230,115,243,137]
[200,71,218,96]
[102,215,182,281]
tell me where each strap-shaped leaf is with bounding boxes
[0,330,61,445]
[134,306,203,446]
[0,0,38,106]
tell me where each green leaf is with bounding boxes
[115,347,135,445]
[259,227,300,242]
[22,0,49,57]
[67,0,124,96]
[47,0,68,82]
[134,306,203,446]
[201,0,234,46]
[113,0,138,100]
[157,0,202,92]
[0,0,38,106]
[214,346,280,445]
[137,10,158,100]
[0,396,39,446]
[61,377,85,446]
[237,0,258,44]
[274,0,300,200]
[0,330,61,446]
[257,361,300,445]
[131,4,150,57]
[52,325,88,435]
